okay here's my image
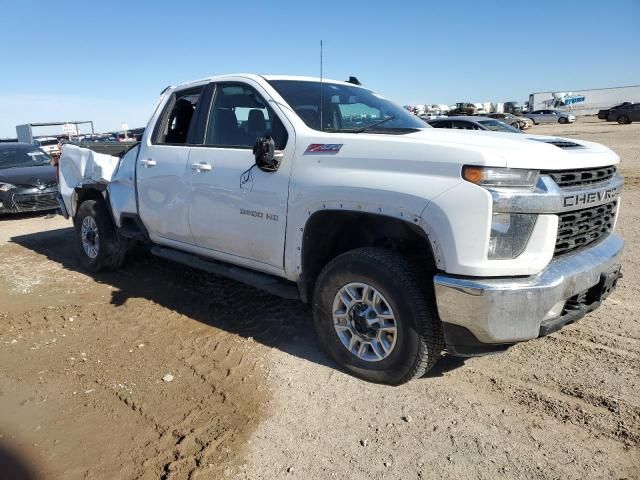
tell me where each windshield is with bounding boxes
[478,120,522,133]
[0,145,52,168]
[268,80,427,133]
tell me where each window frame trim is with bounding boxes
[151,85,207,147]
[198,81,288,151]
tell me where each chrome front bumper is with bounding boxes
[434,234,624,353]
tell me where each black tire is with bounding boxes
[558,116,568,124]
[617,115,630,125]
[74,199,126,272]
[312,247,444,385]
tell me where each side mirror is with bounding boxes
[253,136,279,172]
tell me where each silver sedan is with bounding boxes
[523,109,576,124]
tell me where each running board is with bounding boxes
[150,246,300,300]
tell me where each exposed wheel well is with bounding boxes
[72,187,106,225]
[300,210,435,303]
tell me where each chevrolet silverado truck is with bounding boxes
[58,74,624,385]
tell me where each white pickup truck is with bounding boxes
[58,74,624,385]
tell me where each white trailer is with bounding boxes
[528,85,640,116]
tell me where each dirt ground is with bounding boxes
[0,117,638,480]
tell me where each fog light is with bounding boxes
[488,213,537,259]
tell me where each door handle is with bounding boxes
[140,159,157,168]
[191,162,212,172]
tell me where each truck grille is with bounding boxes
[13,193,59,211]
[555,200,617,256]
[545,166,616,188]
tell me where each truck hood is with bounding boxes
[399,129,620,170]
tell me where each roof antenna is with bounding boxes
[320,40,324,132]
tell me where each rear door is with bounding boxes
[186,81,294,269]
[632,104,640,121]
[542,110,557,123]
[137,86,205,245]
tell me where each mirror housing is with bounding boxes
[253,136,279,172]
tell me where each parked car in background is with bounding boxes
[418,113,447,121]
[0,143,58,215]
[34,137,61,156]
[80,134,119,143]
[487,113,533,130]
[427,116,522,133]
[598,102,632,120]
[524,110,576,125]
[607,103,640,124]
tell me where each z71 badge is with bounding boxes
[304,143,343,154]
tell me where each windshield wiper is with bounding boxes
[352,115,397,133]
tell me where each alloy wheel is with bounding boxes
[332,282,398,362]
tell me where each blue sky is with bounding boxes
[1,0,639,137]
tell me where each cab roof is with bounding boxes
[171,74,364,91]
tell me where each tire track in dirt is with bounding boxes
[474,370,639,444]
[0,245,276,480]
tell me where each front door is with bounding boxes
[187,82,294,269]
[137,87,205,245]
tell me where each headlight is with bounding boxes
[488,213,537,259]
[462,166,539,189]
[0,183,16,192]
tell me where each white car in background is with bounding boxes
[524,110,576,125]
[34,137,61,156]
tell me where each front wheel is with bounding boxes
[312,247,444,385]
[74,199,126,272]
[558,116,568,124]
[617,115,630,125]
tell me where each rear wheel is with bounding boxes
[74,199,126,272]
[617,115,630,125]
[313,247,444,385]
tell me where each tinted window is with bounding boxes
[269,80,425,133]
[0,145,51,168]
[478,120,521,133]
[205,84,288,149]
[156,88,202,144]
[452,121,478,130]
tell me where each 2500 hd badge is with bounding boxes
[240,208,278,222]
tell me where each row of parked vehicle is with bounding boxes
[419,108,578,133]
[597,102,640,124]
[29,129,146,159]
